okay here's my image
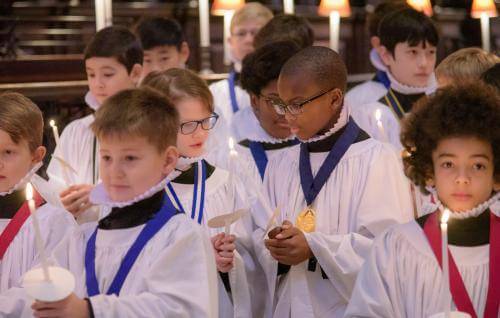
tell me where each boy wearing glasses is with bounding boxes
[254,46,413,318]
[209,41,301,190]
[209,2,273,127]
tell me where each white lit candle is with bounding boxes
[223,11,234,66]
[199,0,210,47]
[441,209,451,318]
[329,11,340,51]
[480,12,491,52]
[49,120,60,145]
[26,183,51,282]
[375,109,389,142]
[283,0,294,14]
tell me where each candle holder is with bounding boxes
[23,266,75,302]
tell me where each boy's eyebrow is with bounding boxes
[470,154,491,160]
[437,153,456,158]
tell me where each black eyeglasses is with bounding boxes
[264,87,336,115]
[180,113,219,135]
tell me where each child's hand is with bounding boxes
[211,233,236,273]
[264,220,313,265]
[31,293,90,318]
[60,184,94,216]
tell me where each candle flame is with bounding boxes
[441,209,450,224]
[49,120,56,128]
[375,109,382,121]
[26,182,33,201]
[228,137,235,150]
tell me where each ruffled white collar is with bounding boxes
[387,70,437,95]
[370,49,387,72]
[299,104,349,143]
[89,170,181,209]
[426,191,500,219]
[176,156,204,171]
[0,162,43,197]
[84,91,100,111]
[232,107,295,144]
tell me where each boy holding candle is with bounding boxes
[135,17,190,79]
[345,82,500,318]
[254,46,413,318]
[47,26,142,218]
[1,88,218,317]
[351,8,438,149]
[209,41,301,189]
[0,92,75,293]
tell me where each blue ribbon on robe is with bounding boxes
[299,119,360,206]
[248,141,268,180]
[166,160,207,224]
[85,194,179,296]
[228,71,240,114]
[375,70,391,89]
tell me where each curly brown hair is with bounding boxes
[401,82,500,194]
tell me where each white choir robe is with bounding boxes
[345,49,389,109]
[0,213,219,318]
[344,205,499,318]
[0,202,75,293]
[252,138,414,318]
[209,79,251,126]
[167,166,268,318]
[47,114,96,187]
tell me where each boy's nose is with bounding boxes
[455,169,471,185]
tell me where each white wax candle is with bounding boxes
[26,183,51,282]
[329,11,340,52]
[49,120,60,145]
[223,11,234,66]
[441,209,451,318]
[50,120,72,186]
[283,0,294,14]
[480,13,490,52]
[198,0,210,47]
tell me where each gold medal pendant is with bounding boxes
[295,207,316,233]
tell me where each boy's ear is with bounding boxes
[162,145,179,175]
[378,45,393,67]
[249,93,261,116]
[130,64,143,86]
[32,146,46,163]
[425,177,435,188]
[179,42,190,65]
[329,88,343,110]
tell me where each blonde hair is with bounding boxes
[230,2,273,33]
[436,47,500,82]
[0,92,43,153]
[141,68,214,113]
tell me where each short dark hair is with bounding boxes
[91,87,179,152]
[254,14,314,49]
[84,26,143,73]
[481,63,500,92]
[379,8,438,55]
[280,46,347,93]
[401,82,500,193]
[241,41,301,96]
[135,17,185,50]
[367,1,409,37]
